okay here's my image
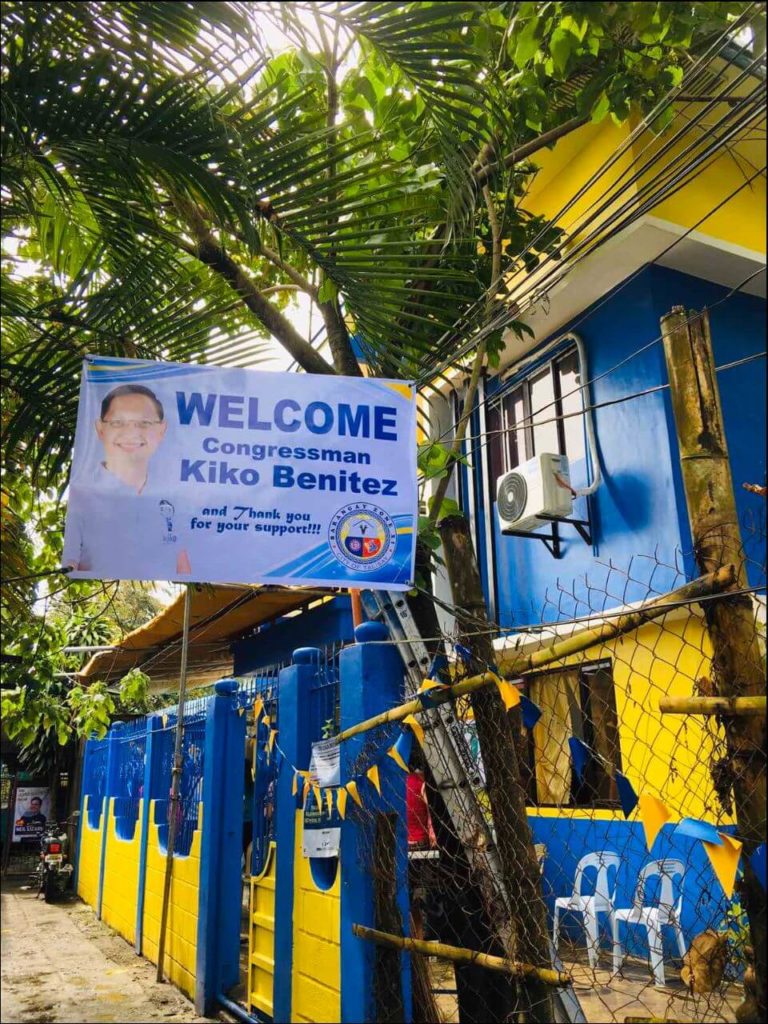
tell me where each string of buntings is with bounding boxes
[248,669,766,900]
[455,644,761,900]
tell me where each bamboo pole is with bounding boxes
[662,306,766,1022]
[498,563,735,676]
[156,583,192,983]
[659,696,766,717]
[334,566,734,745]
[352,924,572,986]
[333,673,498,743]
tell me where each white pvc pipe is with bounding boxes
[499,330,602,497]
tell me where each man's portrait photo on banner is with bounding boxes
[93,384,168,494]
[63,382,192,580]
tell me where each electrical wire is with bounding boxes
[421,16,766,379]
[422,76,766,386]
[457,340,767,457]
[415,265,765,495]
[415,15,765,385]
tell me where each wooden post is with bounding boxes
[156,583,193,983]
[662,306,766,1022]
[334,565,736,745]
[439,514,555,1023]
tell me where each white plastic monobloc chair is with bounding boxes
[612,858,686,987]
[553,850,620,968]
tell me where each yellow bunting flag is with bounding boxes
[704,833,743,899]
[302,778,311,804]
[419,678,442,692]
[366,764,381,796]
[268,729,277,752]
[262,714,271,727]
[252,698,264,723]
[388,745,409,773]
[494,676,521,711]
[403,714,425,746]
[238,707,245,716]
[313,785,323,813]
[346,780,363,808]
[161,714,168,728]
[292,772,299,797]
[638,794,672,851]
[337,787,348,820]
[326,788,334,818]
[251,738,257,780]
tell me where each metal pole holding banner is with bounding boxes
[156,583,193,983]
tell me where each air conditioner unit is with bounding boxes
[497,453,573,534]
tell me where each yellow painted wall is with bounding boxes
[504,614,733,824]
[77,795,103,909]
[521,118,638,241]
[291,811,341,1024]
[517,94,765,262]
[249,842,276,1019]
[141,800,203,999]
[100,797,142,946]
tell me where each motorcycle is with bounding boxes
[36,821,74,902]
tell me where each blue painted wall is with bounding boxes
[232,596,354,675]
[530,815,737,960]
[481,264,766,627]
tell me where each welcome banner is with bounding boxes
[63,357,417,589]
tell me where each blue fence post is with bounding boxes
[97,722,123,920]
[339,621,411,1024]
[135,716,160,955]
[273,647,319,1024]
[195,680,245,1017]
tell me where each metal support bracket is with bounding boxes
[501,515,592,559]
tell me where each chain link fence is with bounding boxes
[344,522,765,1023]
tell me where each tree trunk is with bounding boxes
[661,306,766,1023]
[407,540,515,1023]
[439,515,555,1023]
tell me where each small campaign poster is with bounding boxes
[302,796,341,859]
[310,739,341,789]
[63,356,417,590]
[13,786,51,843]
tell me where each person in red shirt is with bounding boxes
[407,768,435,848]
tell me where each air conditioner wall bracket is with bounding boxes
[500,514,592,559]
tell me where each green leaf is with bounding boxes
[428,495,463,523]
[317,277,338,303]
[512,19,541,68]
[590,91,611,123]
[549,26,579,76]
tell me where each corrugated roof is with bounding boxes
[79,584,325,687]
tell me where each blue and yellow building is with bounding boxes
[74,51,765,1024]
[424,52,766,956]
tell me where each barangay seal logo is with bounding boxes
[329,502,396,573]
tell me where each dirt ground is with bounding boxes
[0,878,217,1024]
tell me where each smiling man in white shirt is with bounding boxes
[63,384,191,579]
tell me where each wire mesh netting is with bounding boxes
[344,526,765,1024]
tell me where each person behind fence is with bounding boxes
[406,767,435,849]
[63,384,192,579]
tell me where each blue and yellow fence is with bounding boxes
[77,684,245,1014]
[76,624,408,1022]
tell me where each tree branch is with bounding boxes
[427,185,502,527]
[173,195,336,376]
[473,114,589,188]
[261,245,318,298]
